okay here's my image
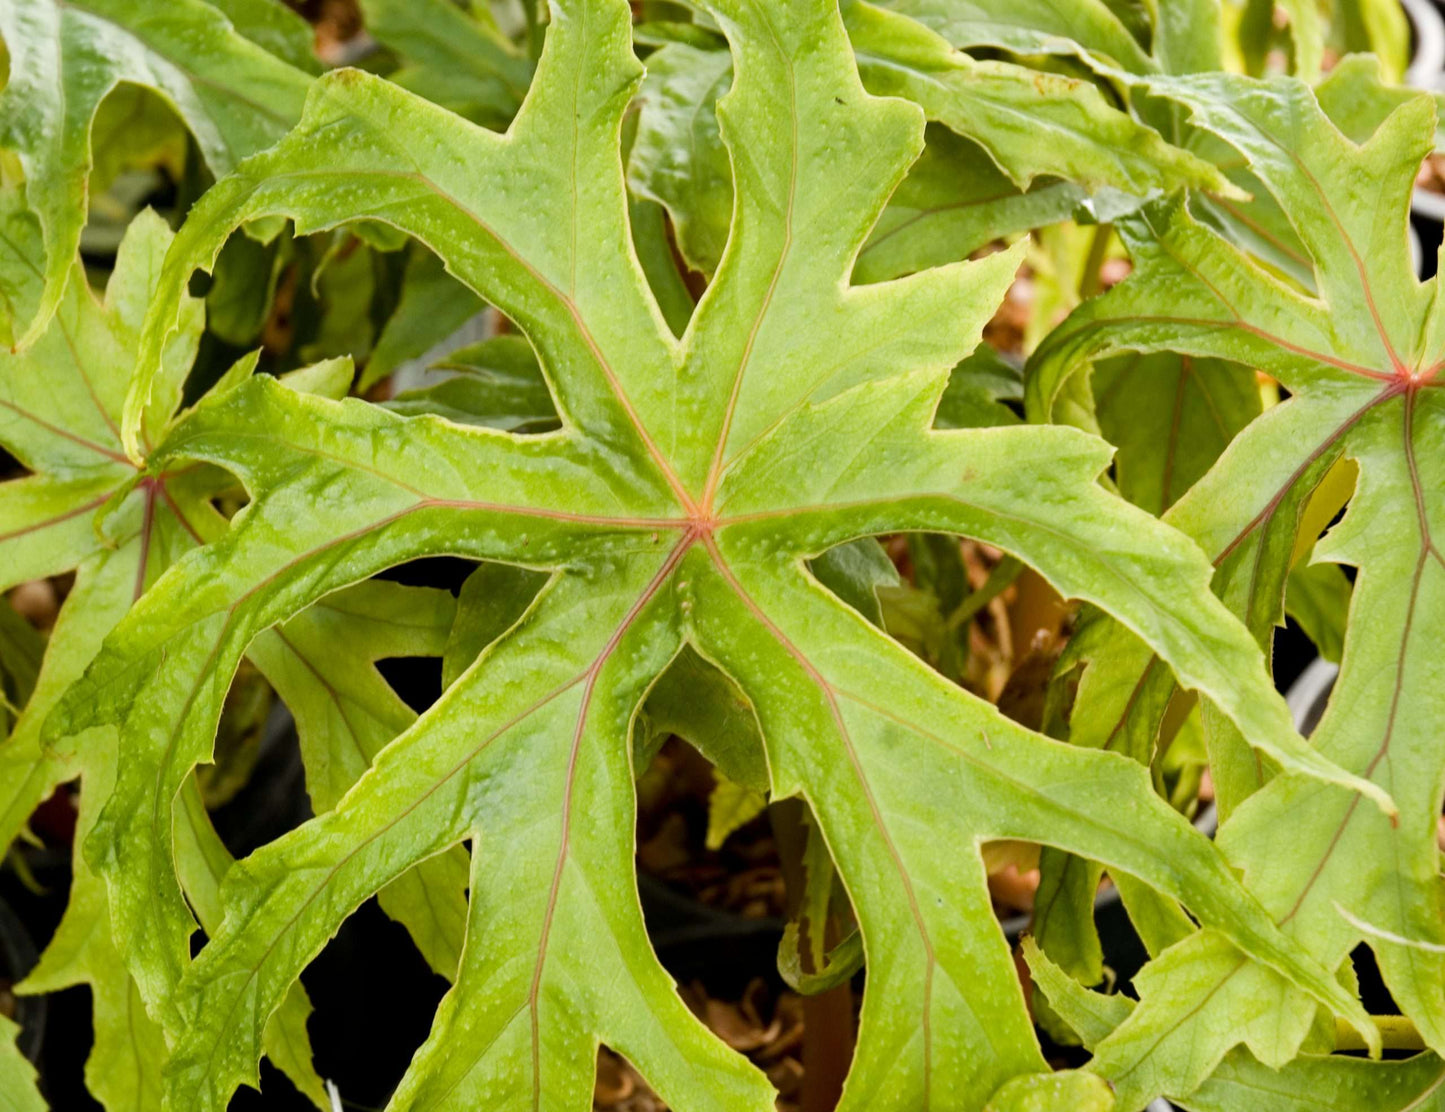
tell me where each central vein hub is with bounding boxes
[684,513,718,542]
[1402,359,1442,390]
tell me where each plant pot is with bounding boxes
[1402,0,1445,90]
[1405,0,1445,236]
[0,894,45,1064]
[1285,656,1338,738]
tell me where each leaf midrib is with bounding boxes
[699,5,800,513]
[244,161,696,514]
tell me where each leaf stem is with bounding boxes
[1078,224,1114,301]
[947,556,1024,634]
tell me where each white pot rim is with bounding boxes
[1285,656,1339,734]
[1403,0,1445,224]
[1402,0,1445,89]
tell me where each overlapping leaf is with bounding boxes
[0,0,314,348]
[358,0,533,128]
[1026,937,1445,1112]
[1028,72,1445,1108]
[0,198,466,1109]
[874,0,1155,70]
[629,0,1234,279]
[0,204,334,1110]
[45,2,1396,1110]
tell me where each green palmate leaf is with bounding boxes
[852,127,1084,286]
[0,206,329,1110]
[0,206,205,879]
[629,0,1234,279]
[1025,938,1445,1112]
[0,202,448,1109]
[844,0,1202,201]
[62,2,1384,1109]
[359,0,534,128]
[0,1015,44,1112]
[1028,72,1445,1107]
[0,0,314,349]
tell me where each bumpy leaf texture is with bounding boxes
[1029,72,1445,1110]
[0,195,463,1110]
[55,2,1390,1110]
[0,203,335,1109]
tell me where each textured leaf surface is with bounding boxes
[1029,72,1445,1106]
[0,0,313,347]
[0,207,330,1109]
[55,4,1384,1111]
